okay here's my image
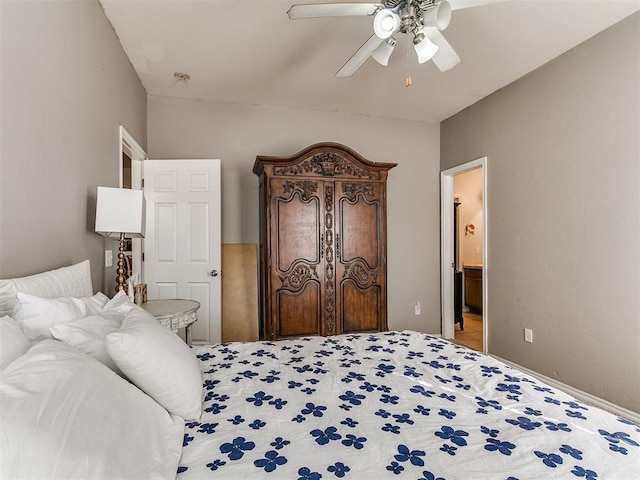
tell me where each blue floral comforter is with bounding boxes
[177,331,639,479]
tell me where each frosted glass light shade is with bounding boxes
[95,187,145,238]
[372,38,397,66]
[373,9,400,39]
[423,0,452,30]
[414,35,439,64]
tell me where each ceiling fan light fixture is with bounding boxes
[372,37,397,66]
[373,9,400,39]
[422,0,452,31]
[414,34,439,64]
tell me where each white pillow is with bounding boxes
[49,315,123,373]
[0,316,29,370]
[12,292,109,342]
[48,292,136,373]
[0,340,184,479]
[100,290,137,316]
[0,260,92,317]
[106,308,203,421]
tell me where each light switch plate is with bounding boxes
[105,250,113,267]
[524,328,533,343]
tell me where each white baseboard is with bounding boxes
[492,355,640,424]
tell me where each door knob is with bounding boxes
[209,270,219,277]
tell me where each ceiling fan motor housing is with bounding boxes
[387,1,452,31]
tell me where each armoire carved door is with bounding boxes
[253,143,396,340]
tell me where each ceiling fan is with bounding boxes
[287,0,505,78]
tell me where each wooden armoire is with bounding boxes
[253,143,396,340]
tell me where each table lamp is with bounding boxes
[95,186,145,292]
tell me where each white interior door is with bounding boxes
[143,159,221,345]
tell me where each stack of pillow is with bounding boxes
[0,262,204,479]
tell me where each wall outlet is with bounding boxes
[475,246,480,254]
[524,328,533,343]
[414,302,421,315]
[105,250,113,267]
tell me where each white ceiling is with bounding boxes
[99,0,640,123]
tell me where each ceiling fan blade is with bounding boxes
[288,3,382,20]
[448,0,507,11]
[336,34,384,77]
[424,28,460,72]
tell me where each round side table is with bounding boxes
[141,299,200,346]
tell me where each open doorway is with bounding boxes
[441,158,487,352]
[118,126,147,279]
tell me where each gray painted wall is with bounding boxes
[441,13,640,412]
[147,97,442,333]
[0,0,147,292]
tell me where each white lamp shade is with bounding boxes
[95,187,145,238]
[373,9,400,39]
[414,34,439,64]
[372,38,396,66]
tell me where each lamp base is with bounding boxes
[115,232,127,293]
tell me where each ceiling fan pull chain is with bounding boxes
[405,34,413,87]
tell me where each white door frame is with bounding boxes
[441,158,487,351]
[119,126,147,278]
[119,126,147,189]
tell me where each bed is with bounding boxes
[1,262,639,479]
